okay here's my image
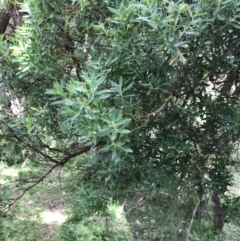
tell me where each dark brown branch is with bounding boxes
[212,189,224,231]
[3,162,59,214]
[0,9,10,34]
[59,139,106,166]
[0,120,60,164]
[2,139,106,213]
[146,95,172,121]
[220,70,238,95]
[35,135,63,153]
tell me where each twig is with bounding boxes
[1,139,106,214]
[186,197,205,241]
[58,165,64,190]
[146,95,172,122]
[3,162,59,214]
[126,193,148,214]
[0,120,60,164]
[35,135,63,153]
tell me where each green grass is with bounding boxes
[0,160,240,241]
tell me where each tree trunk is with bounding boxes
[220,70,238,95]
[0,8,10,34]
[211,189,224,231]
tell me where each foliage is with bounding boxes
[0,0,240,235]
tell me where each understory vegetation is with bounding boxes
[0,153,240,241]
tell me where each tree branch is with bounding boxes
[146,95,173,121]
[1,139,106,213]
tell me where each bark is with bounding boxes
[0,5,27,115]
[220,70,238,95]
[211,189,224,231]
[0,8,10,34]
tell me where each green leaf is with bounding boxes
[188,7,193,17]
[66,81,78,95]
[70,111,82,121]
[217,14,225,21]
[98,128,112,137]
[93,93,111,102]
[174,42,189,48]
[120,146,132,153]
[63,99,74,106]
[100,144,113,152]
[116,118,131,126]
[222,0,234,5]
[117,129,131,134]
[45,89,55,95]
[51,100,63,105]
[100,116,112,124]
[135,17,157,29]
[123,82,134,91]
[94,76,106,89]
[107,6,117,14]
[185,30,199,36]
[125,11,134,26]
[231,22,240,29]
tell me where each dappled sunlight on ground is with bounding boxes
[40,209,67,224]
[228,173,240,196]
[1,167,17,177]
[228,186,240,196]
[115,205,126,220]
[0,166,18,184]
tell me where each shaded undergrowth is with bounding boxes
[0,160,240,241]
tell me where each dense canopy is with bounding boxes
[0,0,240,237]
